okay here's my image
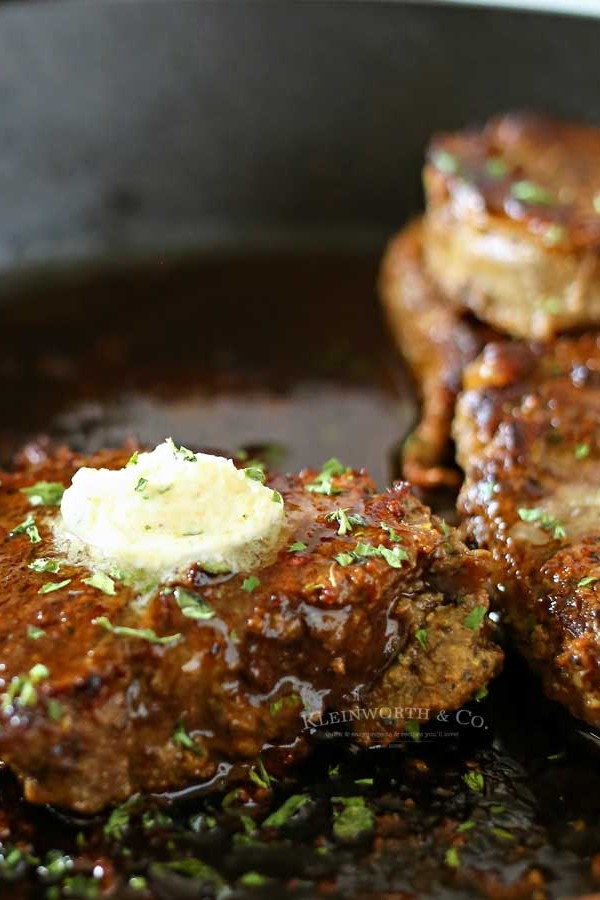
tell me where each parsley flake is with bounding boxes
[518,507,566,539]
[380,522,404,542]
[38,579,71,595]
[134,477,148,493]
[127,450,139,466]
[463,605,487,630]
[463,770,484,793]
[575,443,590,459]
[173,587,215,620]
[166,437,197,462]
[405,720,420,742]
[485,157,508,178]
[327,508,366,536]
[445,847,460,868]
[578,576,598,588]
[510,180,555,205]
[10,514,41,544]
[244,466,266,484]
[332,796,375,843]
[242,576,260,593]
[82,571,116,595]
[431,149,459,175]
[378,545,409,568]
[288,541,307,553]
[20,481,64,507]
[172,722,202,755]
[415,629,428,650]
[305,458,348,495]
[263,794,311,829]
[28,558,60,574]
[334,552,354,567]
[94,616,181,645]
[27,625,46,640]
[2,664,50,711]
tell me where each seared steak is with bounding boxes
[379,219,496,489]
[424,112,600,340]
[455,335,600,727]
[0,446,501,812]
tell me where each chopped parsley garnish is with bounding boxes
[242,576,260,593]
[173,587,215,620]
[27,625,46,640]
[334,552,354,567]
[134,476,148,493]
[2,664,50,711]
[332,796,375,843]
[166,437,197,462]
[150,858,224,888]
[269,694,300,716]
[10,514,41,544]
[378,545,409,568]
[415,628,428,650]
[104,803,132,841]
[405,720,420,741]
[94,616,181,645]
[239,872,268,887]
[542,297,563,315]
[575,442,590,459]
[127,450,139,466]
[28,557,60,574]
[305,458,348,495]
[463,605,487,630]
[271,490,283,504]
[485,157,508,178]
[510,180,555,205]
[463,770,484,793]
[380,522,403,542]
[263,794,311,828]
[244,466,266,483]
[445,847,461,868]
[578,576,598,588]
[517,506,566,539]
[288,541,307,553]
[457,819,476,833]
[20,481,64,507]
[475,685,488,702]
[335,542,408,569]
[326,508,366,536]
[172,722,202,755]
[38,579,72,595]
[249,758,274,790]
[47,699,64,721]
[490,826,515,841]
[431,149,459,175]
[543,224,566,246]
[82,571,116,595]
[481,481,497,500]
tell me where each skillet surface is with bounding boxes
[1,256,600,898]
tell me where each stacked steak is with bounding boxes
[0,446,500,811]
[380,112,600,728]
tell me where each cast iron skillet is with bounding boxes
[2,2,600,897]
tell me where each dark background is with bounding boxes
[0,0,599,292]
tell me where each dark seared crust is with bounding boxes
[379,219,497,489]
[455,334,600,727]
[424,112,600,339]
[0,446,501,811]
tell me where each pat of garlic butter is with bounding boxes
[57,440,285,579]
